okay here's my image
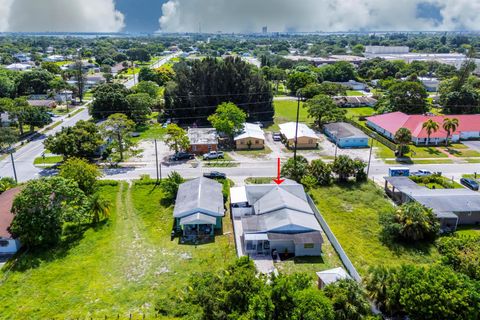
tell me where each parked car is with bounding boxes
[203,171,226,179]
[170,152,195,161]
[203,151,224,160]
[460,178,479,191]
[411,169,433,177]
[272,132,282,141]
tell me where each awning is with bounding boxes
[244,233,269,241]
[180,213,216,225]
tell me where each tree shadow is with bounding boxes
[10,221,107,272]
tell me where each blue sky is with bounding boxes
[117,0,165,32]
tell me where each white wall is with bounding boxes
[270,240,295,255]
[295,243,322,256]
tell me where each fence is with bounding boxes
[345,118,397,151]
[306,194,362,282]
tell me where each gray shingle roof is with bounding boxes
[173,177,224,218]
[324,122,369,139]
[253,186,313,215]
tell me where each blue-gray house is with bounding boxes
[324,122,369,148]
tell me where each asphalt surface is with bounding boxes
[0,107,90,182]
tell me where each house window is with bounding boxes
[240,141,244,145]
[255,140,259,144]
[0,240,9,247]
[192,145,197,151]
[308,139,313,144]
[304,243,314,249]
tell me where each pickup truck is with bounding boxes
[203,151,224,160]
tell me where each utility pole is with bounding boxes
[366,138,374,177]
[293,94,301,171]
[154,139,159,183]
[9,148,17,183]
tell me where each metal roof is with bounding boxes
[253,186,313,215]
[316,267,351,285]
[180,213,217,225]
[187,128,218,145]
[324,122,369,140]
[242,208,321,234]
[173,177,224,218]
[234,123,265,141]
[279,122,319,140]
[243,181,307,205]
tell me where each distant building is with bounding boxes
[418,77,440,92]
[43,55,65,62]
[5,63,32,71]
[234,123,265,150]
[279,122,320,149]
[384,176,480,231]
[331,80,368,91]
[262,26,268,34]
[13,53,31,63]
[187,128,218,154]
[324,122,369,148]
[367,112,480,145]
[28,99,57,108]
[365,46,410,55]
[333,96,377,107]
[0,187,22,255]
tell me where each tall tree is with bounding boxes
[305,94,346,128]
[125,93,154,124]
[88,193,111,224]
[91,83,131,120]
[208,102,246,141]
[442,117,459,146]
[394,128,412,157]
[164,124,190,153]
[73,60,86,103]
[59,157,102,195]
[324,279,371,320]
[101,113,135,162]
[383,81,429,114]
[422,119,439,145]
[44,120,104,159]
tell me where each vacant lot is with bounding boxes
[0,181,235,318]
[309,182,441,275]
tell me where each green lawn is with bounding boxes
[346,90,364,96]
[132,123,167,142]
[266,100,311,131]
[0,182,236,318]
[345,107,375,118]
[309,182,440,276]
[33,155,63,167]
[234,146,272,158]
[456,226,480,237]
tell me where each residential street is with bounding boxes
[123,53,180,89]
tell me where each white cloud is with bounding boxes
[158,0,480,33]
[0,0,124,32]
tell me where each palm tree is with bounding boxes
[394,128,412,157]
[422,119,439,145]
[89,193,111,224]
[442,117,459,146]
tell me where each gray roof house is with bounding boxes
[324,122,369,148]
[384,176,480,231]
[174,177,225,241]
[231,180,324,257]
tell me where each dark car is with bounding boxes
[460,178,479,191]
[170,152,195,161]
[203,171,226,179]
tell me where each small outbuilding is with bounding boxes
[28,99,57,108]
[187,128,218,154]
[316,267,351,289]
[234,123,265,150]
[0,187,22,255]
[173,177,225,241]
[279,122,320,149]
[324,122,369,148]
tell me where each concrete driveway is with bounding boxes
[462,141,480,153]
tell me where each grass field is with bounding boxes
[234,146,272,158]
[33,155,63,167]
[456,226,480,237]
[309,182,441,275]
[345,107,375,119]
[0,181,236,318]
[132,123,167,142]
[346,90,364,96]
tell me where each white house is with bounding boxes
[279,122,320,149]
[234,122,265,150]
[0,187,22,255]
[5,63,32,71]
[231,180,324,257]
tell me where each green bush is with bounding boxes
[0,177,17,193]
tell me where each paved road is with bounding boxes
[123,53,180,89]
[0,107,90,182]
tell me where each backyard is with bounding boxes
[0,181,236,318]
[309,182,441,275]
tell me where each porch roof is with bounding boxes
[244,233,269,241]
[180,213,216,225]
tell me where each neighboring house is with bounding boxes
[187,128,218,154]
[279,122,320,149]
[234,123,265,150]
[332,80,368,91]
[5,63,32,71]
[13,53,31,63]
[55,90,73,103]
[0,111,12,126]
[324,122,369,148]
[0,187,22,255]
[173,177,225,241]
[418,77,440,92]
[28,99,57,108]
[366,112,480,145]
[317,267,351,289]
[43,55,65,62]
[384,176,480,231]
[231,180,324,257]
[333,96,377,107]
[67,74,106,90]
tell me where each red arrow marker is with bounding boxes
[273,157,285,185]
